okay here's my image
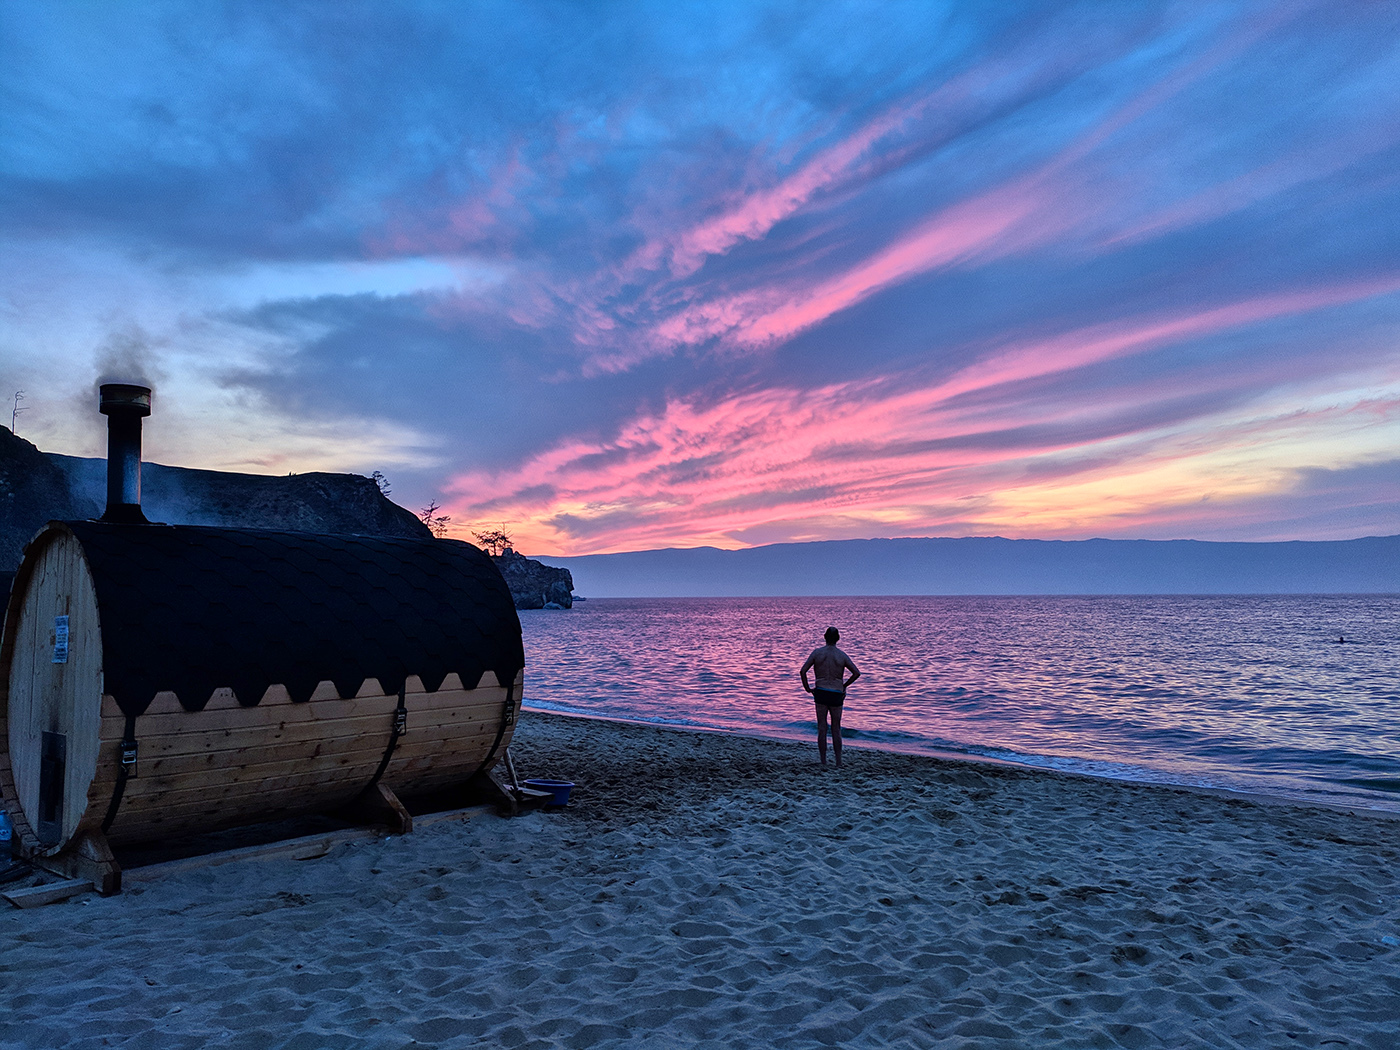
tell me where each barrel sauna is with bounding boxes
[0,520,525,893]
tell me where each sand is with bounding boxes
[4,711,1399,1049]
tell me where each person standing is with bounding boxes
[800,626,861,768]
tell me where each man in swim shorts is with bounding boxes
[800,626,861,768]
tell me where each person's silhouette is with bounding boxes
[800,627,861,769]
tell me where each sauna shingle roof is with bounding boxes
[62,521,524,717]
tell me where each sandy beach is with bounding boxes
[4,711,1399,1049]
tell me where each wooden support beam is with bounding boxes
[467,766,519,816]
[24,829,121,896]
[3,877,91,909]
[345,782,413,835]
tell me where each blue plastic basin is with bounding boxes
[523,779,574,806]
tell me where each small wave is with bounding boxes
[522,699,713,730]
[837,726,939,744]
[959,746,1227,790]
[1329,777,1400,794]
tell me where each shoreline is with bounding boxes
[5,710,1398,1048]
[522,704,1400,821]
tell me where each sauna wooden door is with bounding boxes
[4,530,104,851]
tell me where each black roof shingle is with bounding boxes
[60,521,524,717]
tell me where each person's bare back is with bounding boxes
[805,644,856,691]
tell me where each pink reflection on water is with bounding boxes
[520,595,1400,811]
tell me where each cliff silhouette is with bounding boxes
[0,426,574,610]
[490,549,574,609]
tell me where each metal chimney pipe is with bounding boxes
[98,383,151,524]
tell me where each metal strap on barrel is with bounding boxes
[100,714,139,834]
[365,686,409,792]
[469,679,517,781]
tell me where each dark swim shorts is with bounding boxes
[813,687,845,708]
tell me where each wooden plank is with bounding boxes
[93,715,510,842]
[7,533,48,838]
[406,687,510,716]
[129,708,506,770]
[64,541,104,844]
[377,725,510,768]
[111,733,512,836]
[121,828,387,881]
[85,673,518,847]
[130,712,508,787]
[3,878,91,909]
[120,721,506,804]
[396,696,511,729]
[99,685,510,737]
[136,737,391,781]
[125,748,391,799]
[95,692,514,769]
[121,763,377,810]
[392,769,485,796]
[101,693,399,736]
[390,735,519,791]
[124,709,402,757]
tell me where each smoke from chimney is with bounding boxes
[99,384,152,524]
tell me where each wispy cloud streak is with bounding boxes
[448,278,1400,552]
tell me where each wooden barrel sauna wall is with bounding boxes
[0,520,525,886]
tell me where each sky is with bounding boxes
[2,1,1398,555]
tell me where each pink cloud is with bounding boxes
[649,37,1096,282]
[372,146,533,257]
[646,178,1048,351]
[665,97,941,278]
[647,13,1310,356]
[444,276,1400,554]
[929,274,1400,404]
[378,10,1313,380]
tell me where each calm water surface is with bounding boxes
[520,595,1400,812]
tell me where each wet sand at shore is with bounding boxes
[4,711,1398,1048]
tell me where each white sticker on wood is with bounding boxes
[52,615,69,664]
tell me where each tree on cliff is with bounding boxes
[473,528,514,556]
[419,500,452,538]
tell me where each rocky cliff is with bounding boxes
[47,452,430,541]
[490,549,575,609]
[0,427,90,574]
[1,427,575,612]
[0,426,428,579]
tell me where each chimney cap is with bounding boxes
[99,383,152,417]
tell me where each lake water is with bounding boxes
[519,595,1400,813]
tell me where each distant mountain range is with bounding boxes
[538,535,1400,596]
